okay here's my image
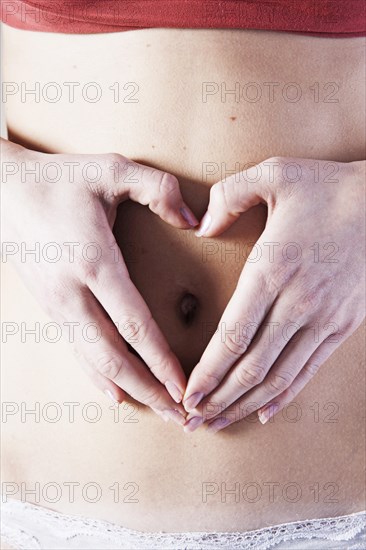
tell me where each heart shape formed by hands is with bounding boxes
[7,145,363,432]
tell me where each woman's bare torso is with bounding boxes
[1,25,365,533]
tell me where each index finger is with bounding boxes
[68,287,187,424]
[86,241,187,403]
[183,262,276,411]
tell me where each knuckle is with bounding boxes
[211,180,233,212]
[95,353,124,379]
[222,329,251,357]
[157,172,178,197]
[261,156,284,185]
[106,152,132,182]
[198,368,222,389]
[266,371,293,393]
[138,387,162,408]
[263,156,300,198]
[303,361,320,378]
[118,312,149,345]
[103,153,133,200]
[148,352,173,379]
[281,384,297,402]
[108,152,124,167]
[235,362,266,388]
[265,262,299,295]
[291,287,324,318]
[82,263,101,286]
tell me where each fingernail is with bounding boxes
[258,403,279,425]
[180,206,199,227]
[163,408,187,426]
[104,389,119,405]
[206,417,231,434]
[165,381,183,403]
[183,416,204,433]
[184,391,205,412]
[195,212,211,237]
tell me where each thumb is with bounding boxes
[195,166,267,237]
[108,155,199,229]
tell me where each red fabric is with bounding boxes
[1,0,366,37]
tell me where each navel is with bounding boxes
[178,292,199,326]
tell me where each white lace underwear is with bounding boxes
[1,499,365,550]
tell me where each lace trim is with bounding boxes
[1,499,365,550]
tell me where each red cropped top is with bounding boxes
[1,0,366,37]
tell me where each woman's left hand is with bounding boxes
[183,157,365,432]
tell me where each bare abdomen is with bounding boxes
[2,25,365,532]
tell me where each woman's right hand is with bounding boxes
[1,140,198,425]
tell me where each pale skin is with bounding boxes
[1,138,198,425]
[1,26,366,536]
[183,157,366,432]
[2,140,365,432]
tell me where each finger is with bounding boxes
[79,355,171,423]
[195,161,270,237]
[184,216,303,413]
[69,286,187,425]
[192,317,303,422]
[202,331,339,433]
[191,288,314,420]
[106,155,199,229]
[86,249,187,403]
[257,333,344,424]
[183,262,276,412]
[76,350,126,404]
[201,327,319,430]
